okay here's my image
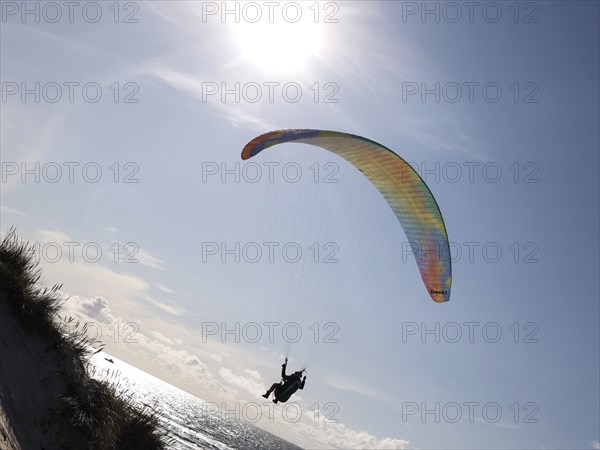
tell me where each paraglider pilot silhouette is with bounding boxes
[262,358,306,404]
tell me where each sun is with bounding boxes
[233,18,323,74]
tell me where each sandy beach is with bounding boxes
[0,291,89,449]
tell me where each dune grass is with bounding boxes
[0,228,173,449]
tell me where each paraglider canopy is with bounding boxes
[242,129,452,302]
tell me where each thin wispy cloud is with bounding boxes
[132,246,166,270]
[147,297,187,316]
[326,374,386,401]
[154,282,175,294]
[0,206,31,217]
[34,228,72,243]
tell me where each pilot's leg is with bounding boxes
[263,383,280,398]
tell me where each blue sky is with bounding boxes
[1,1,599,449]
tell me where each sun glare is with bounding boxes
[234,19,323,74]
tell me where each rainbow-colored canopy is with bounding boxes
[242,129,452,302]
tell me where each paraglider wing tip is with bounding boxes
[429,288,451,303]
[241,145,252,160]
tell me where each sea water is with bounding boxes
[89,354,301,450]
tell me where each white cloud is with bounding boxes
[149,64,276,130]
[591,440,600,450]
[35,228,72,243]
[292,419,410,450]
[150,331,174,346]
[326,374,385,400]
[245,369,262,380]
[219,367,266,395]
[0,206,31,217]
[134,247,165,270]
[147,297,187,316]
[66,295,117,325]
[46,262,150,320]
[154,282,175,294]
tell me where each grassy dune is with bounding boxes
[0,228,172,449]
